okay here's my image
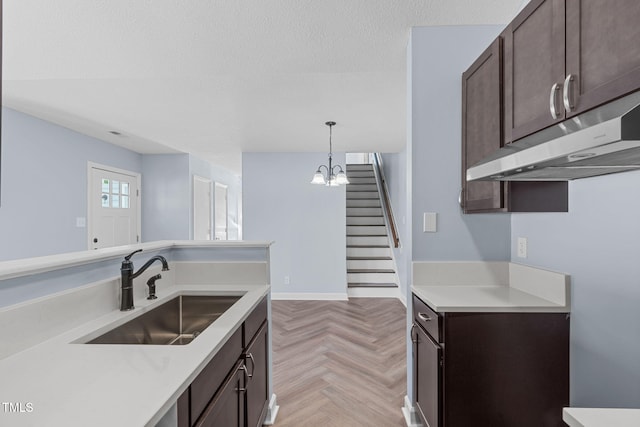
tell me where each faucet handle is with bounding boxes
[124,249,143,261]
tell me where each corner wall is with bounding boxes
[242,152,347,297]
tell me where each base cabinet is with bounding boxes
[412,295,569,427]
[178,297,269,427]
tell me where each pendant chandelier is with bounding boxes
[311,121,349,186]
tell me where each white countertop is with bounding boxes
[563,407,640,427]
[411,262,570,313]
[412,284,569,312]
[0,283,270,427]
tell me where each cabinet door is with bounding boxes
[462,37,504,212]
[244,322,269,427]
[565,0,640,117]
[195,360,245,427]
[504,0,566,142]
[414,324,442,427]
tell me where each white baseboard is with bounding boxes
[262,393,280,425]
[402,395,423,427]
[271,292,349,301]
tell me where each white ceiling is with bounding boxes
[2,0,524,173]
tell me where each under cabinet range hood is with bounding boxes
[467,91,640,181]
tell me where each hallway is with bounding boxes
[271,298,407,427]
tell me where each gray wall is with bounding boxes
[1,108,241,261]
[142,154,191,241]
[405,25,509,401]
[511,171,640,407]
[409,25,510,263]
[0,108,143,261]
[242,152,347,296]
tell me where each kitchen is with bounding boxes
[1,1,640,426]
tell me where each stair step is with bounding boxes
[347,216,385,226]
[347,184,378,192]
[347,199,381,208]
[347,191,380,199]
[348,271,397,284]
[347,207,383,216]
[347,247,392,257]
[347,177,377,184]
[347,256,392,260]
[348,283,399,288]
[345,171,376,178]
[347,259,395,270]
[347,225,387,236]
[346,164,374,171]
[347,244,390,248]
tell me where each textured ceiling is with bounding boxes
[2,0,524,173]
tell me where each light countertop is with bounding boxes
[563,407,640,427]
[412,261,570,313]
[0,283,269,427]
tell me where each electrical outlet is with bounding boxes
[284,276,290,285]
[517,237,528,258]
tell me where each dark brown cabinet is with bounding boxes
[179,296,269,427]
[412,294,570,427]
[462,38,568,213]
[504,0,640,143]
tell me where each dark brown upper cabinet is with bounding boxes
[504,0,640,143]
[462,38,568,213]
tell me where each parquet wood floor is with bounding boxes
[271,298,407,427]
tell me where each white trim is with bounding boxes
[271,292,348,301]
[87,162,142,249]
[402,395,423,427]
[262,394,280,425]
[192,175,213,240]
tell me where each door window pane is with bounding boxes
[121,182,129,196]
[101,194,109,208]
[112,195,120,208]
[122,195,129,209]
[112,180,120,194]
[102,179,110,193]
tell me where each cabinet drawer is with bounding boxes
[190,326,243,424]
[244,296,267,347]
[413,295,442,343]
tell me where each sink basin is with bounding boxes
[86,295,241,345]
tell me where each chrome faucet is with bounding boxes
[120,249,169,311]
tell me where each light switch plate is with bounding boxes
[423,212,437,233]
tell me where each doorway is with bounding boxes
[88,163,141,250]
[214,182,228,240]
[193,176,213,240]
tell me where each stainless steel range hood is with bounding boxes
[467,91,640,181]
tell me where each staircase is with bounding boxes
[346,164,399,290]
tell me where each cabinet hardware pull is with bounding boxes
[418,312,432,322]
[549,83,562,119]
[246,353,255,379]
[563,74,575,113]
[410,324,418,343]
[458,188,464,209]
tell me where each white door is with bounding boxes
[88,164,140,250]
[193,176,212,240]
[214,183,228,240]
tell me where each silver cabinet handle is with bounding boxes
[549,83,561,119]
[410,324,417,343]
[245,353,255,379]
[458,188,464,209]
[563,74,575,113]
[237,364,248,392]
[418,312,432,322]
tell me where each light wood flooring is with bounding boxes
[271,298,407,427]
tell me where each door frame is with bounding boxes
[214,182,229,240]
[193,175,213,240]
[87,161,142,249]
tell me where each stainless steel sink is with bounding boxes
[86,295,241,345]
